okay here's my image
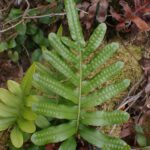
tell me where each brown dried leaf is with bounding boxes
[140,58,150,75]
[119,0,132,17]
[131,15,150,31]
[97,0,109,23]
[120,119,134,138]
[86,3,97,29]
[110,7,124,22]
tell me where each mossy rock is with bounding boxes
[98,42,142,136]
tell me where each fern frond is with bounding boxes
[83,23,107,60]
[83,43,119,78]
[80,126,130,150]
[31,0,131,149]
[21,63,36,95]
[32,101,78,120]
[35,62,55,77]
[31,121,76,146]
[64,0,85,46]
[33,73,78,103]
[48,33,78,63]
[82,61,124,93]
[59,137,77,150]
[81,79,130,108]
[61,36,80,51]
[43,49,79,86]
[81,110,129,126]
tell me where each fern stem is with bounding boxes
[76,50,82,131]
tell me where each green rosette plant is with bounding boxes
[0,64,37,148]
[30,0,131,149]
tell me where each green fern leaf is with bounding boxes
[21,63,36,95]
[81,79,130,108]
[81,110,129,126]
[59,137,77,150]
[48,33,78,63]
[83,23,107,59]
[82,61,124,93]
[31,0,131,149]
[64,0,85,46]
[43,49,79,85]
[83,42,119,78]
[32,101,78,120]
[35,115,50,129]
[31,121,76,146]
[33,73,78,103]
[61,36,80,51]
[35,62,54,77]
[80,126,130,150]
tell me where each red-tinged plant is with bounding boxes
[79,0,109,30]
[110,0,150,32]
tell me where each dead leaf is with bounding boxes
[131,15,150,31]
[140,58,150,75]
[97,0,109,23]
[120,119,134,138]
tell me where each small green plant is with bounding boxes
[0,0,64,62]
[30,0,131,149]
[0,64,36,148]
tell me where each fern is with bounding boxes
[0,64,37,148]
[31,0,131,149]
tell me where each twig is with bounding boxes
[77,8,88,14]
[118,90,144,111]
[109,90,143,135]
[23,0,30,18]
[0,20,23,33]
[0,0,14,12]
[0,4,88,33]
[24,12,66,19]
[0,0,30,33]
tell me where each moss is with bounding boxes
[97,42,142,136]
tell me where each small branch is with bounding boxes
[24,12,66,19]
[0,0,30,33]
[0,4,88,34]
[0,20,23,33]
[23,0,30,18]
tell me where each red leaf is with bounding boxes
[134,0,142,9]
[97,0,109,23]
[142,8,150,13]
[119,0,132,17]
[116,22,126,31]
[45,144,53,150]
[86,3,97,29]
[131,15,150,31]
[144,0,150,3]
[110,7,124,22]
